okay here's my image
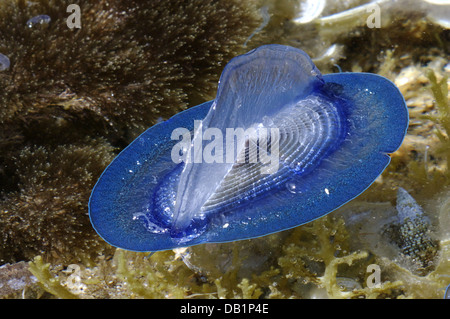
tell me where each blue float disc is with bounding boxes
[89,45,408,252]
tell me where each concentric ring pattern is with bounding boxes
[203,93,346,214]
[169,44,325,234]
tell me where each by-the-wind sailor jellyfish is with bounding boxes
[89,45,409,252]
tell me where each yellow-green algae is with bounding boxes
[28,256,78,299]
[26,197,449,299]
[426,70,450,170]
[0,0,449,299]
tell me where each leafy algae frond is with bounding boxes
[28,256,78,299]
[425,70,450,170]
[275,216,403,298]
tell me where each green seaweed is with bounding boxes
[115,249,215,299]
[28,256,78,299]
[424,70,450,170]
[272,216,405,298]
[24,211,449,299]
[395,69,450,196]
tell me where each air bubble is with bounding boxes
[27,15,51,28]
[0,53,10,71]
[286,182,301,194]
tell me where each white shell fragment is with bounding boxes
[424,0,450,28]
[317,0,390,27]
[293,0,326,24]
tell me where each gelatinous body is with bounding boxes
[89,45,408,251]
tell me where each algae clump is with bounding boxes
[0,0,262,266]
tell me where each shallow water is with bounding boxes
[0,0,448,299]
